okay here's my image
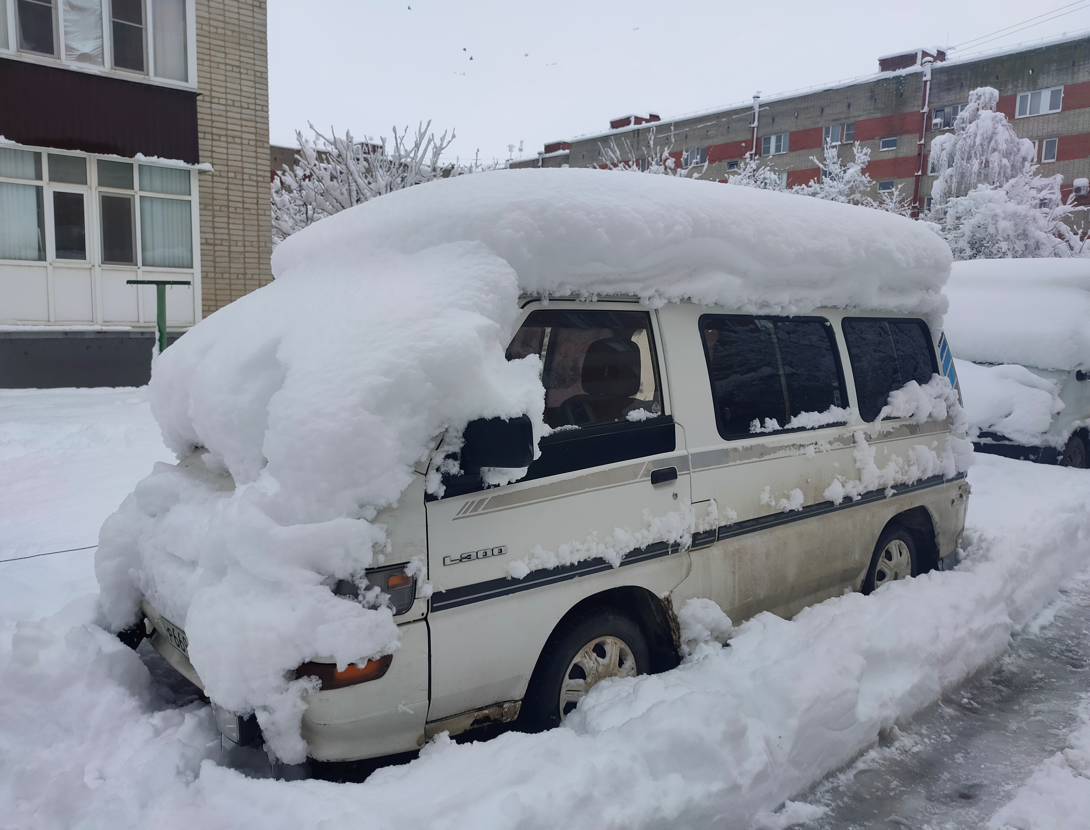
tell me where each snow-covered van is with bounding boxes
[945,259,1090,468]
[96,170,971,764]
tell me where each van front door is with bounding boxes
[424,304,691,727]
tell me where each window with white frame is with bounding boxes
[1042,138,1058,163]
[0,145,194,268]
[725,159,739,171]
[822,122,854,146]
[3,0,191,83]
[762,133,789,155]
[682,146,706,168]
[1017,86,1063,118]
[777,171,788,188]
[932,103,966,130]
[879,136,898,151]
[877,179,895,192]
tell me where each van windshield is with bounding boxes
[507,310,663,430]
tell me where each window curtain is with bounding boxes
[139,164,190,195]
[152,0,187,81]
[62,0,104,65]
[0,182,45,261]
[0,148,41,180]
[140,196,192,268]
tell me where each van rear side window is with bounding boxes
[700,315,846,439]
[842,318,938,421]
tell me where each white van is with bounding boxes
[105,170,970,763]
[945,258,1090,467]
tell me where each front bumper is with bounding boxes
[140,600,430,761]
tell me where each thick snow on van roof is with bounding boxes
[95,169,952,762]
[945,258,1090,371]
[273,167,951,314]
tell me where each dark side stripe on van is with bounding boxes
[429,472,967,613]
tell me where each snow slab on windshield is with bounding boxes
[94,168,952,761]
[945,258,1090,372]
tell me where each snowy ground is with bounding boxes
[2,388,1090,830]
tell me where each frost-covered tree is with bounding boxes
[939,174,1087,259]
[929,87,1037,209]
[727,155,785,190]
[792,142,873,204]
[791,142,911,215]
[927,86,1087,258]
[272,122,465,243]
[599,126,700,177]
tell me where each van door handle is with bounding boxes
[650,467,678,485]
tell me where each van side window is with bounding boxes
[842,318,938,421]
[507,310,663,429]
[700,315,846,439]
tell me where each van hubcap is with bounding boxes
[559,636,637,721]
[875,539,912,585]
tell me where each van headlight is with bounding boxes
[332,565,416,615]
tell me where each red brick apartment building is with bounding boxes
[513,35,1090,212]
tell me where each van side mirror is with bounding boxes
[460,415,534,473]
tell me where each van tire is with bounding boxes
[1062,432,1088,469]
[521,608,649,732]
[863,524,917,594]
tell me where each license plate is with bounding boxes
[159,616,189,659]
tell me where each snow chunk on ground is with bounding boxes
[945,258,1090,372]
[989,696,1090,830]
[677,597,733,657]
[955,358,1065,446]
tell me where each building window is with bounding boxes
[725,159,739,171]
[111,0,145,72]
[932,103,965,130]
[1,146,194,268]
[822,122,854,145]
[62,0,104,64]
[0,148,45,261]
[925,197,933,211]
[4,0,191,83]
[777,171,788,188]
[878,179,895,192]
[762,133,789,155]
[682,147,706,168]
[1042,137,1058,163]
[16,0,57,56]
[879,136,898,151]
[1016,86,1063,118]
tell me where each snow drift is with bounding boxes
[94,168,953,761]
[954,358,1065,446]
[945,258,1090,371]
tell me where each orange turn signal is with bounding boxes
[296,654,393,690]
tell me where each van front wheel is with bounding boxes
[521,608,649,731]
[863,525,917,594]
[1062,433,1088,469]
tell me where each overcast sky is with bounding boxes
[268,0,1090,164]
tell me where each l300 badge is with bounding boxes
[443,546,507,566]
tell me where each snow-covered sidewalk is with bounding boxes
[1,388,1089,830]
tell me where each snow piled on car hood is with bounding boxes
[955,358,1065,446]
[94,168,952,762]
[945,258,1090,372]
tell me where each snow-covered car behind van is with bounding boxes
[95,169,971,764]
[945,258,1090,467]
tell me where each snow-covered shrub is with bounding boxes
[599,125,698,177]
[272,122,482,244]
[727,155,786,190]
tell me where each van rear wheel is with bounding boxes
[1062,433,1088,469]
[521,608,649,731]
[863,525,917,594]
